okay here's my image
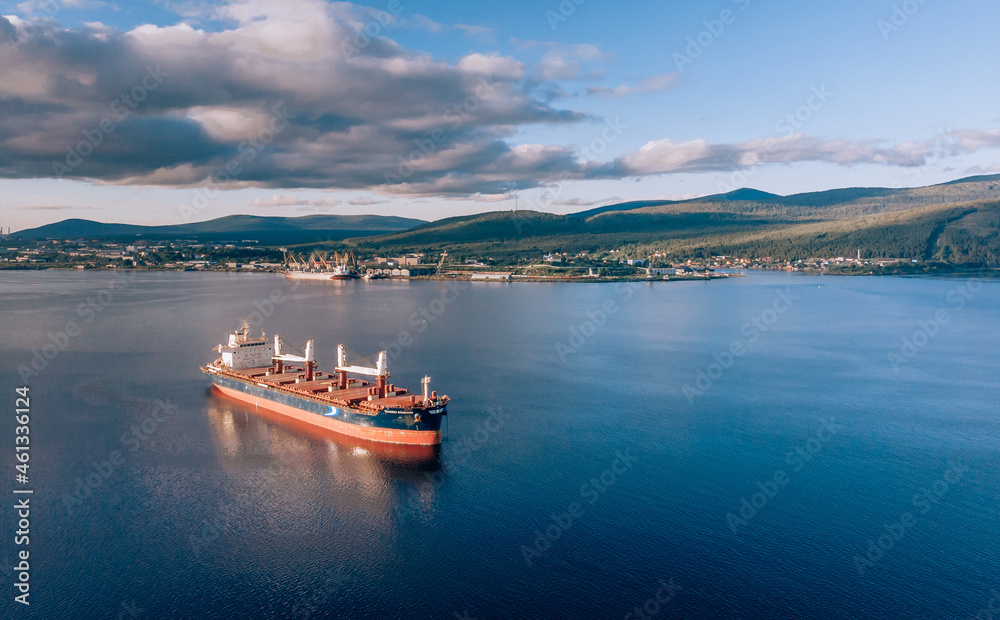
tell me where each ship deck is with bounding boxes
[211,364,422,412]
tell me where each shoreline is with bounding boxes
[4,265,998,280]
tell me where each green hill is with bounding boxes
[14,175,1000,267]
[339,176,1000,266]
[14,214,427,244]
[640,201,998,263]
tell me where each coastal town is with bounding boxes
[0,235,936,278]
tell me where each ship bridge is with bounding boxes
[216,320,275,369]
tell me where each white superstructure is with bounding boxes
[215,320,275,369]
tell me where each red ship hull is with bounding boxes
[212,383,443,445]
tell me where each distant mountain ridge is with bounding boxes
[11,175,1000,266]
[345,175,1000,266]
[568,175,1000,218]
[13,214,427,244]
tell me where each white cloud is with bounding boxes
[408,14,446,33]
[185,107,278,141]
[587,73,678,98]
[963,163,1000,175]
[457,53,523,80]
[251,194,341,207]
[536,47,603,81]
[15,204,91,210]
[454,24,495,43]
[2,2,999,202]
[621,137,714,175]
[472,193,511,202]
[552,197,620,207]
[0,1,584,194]
[348,197,388,205]
[616,131,1000,177]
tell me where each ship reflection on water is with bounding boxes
[204,387,443,524]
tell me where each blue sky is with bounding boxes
[1,0,999,231]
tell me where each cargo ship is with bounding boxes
[284,263,356,280]
[202,321,448,445]
[283,250,357,280]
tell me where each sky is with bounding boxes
[1,0,999,231]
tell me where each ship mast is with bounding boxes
[273,335,316,380]
[335,344,387,377]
